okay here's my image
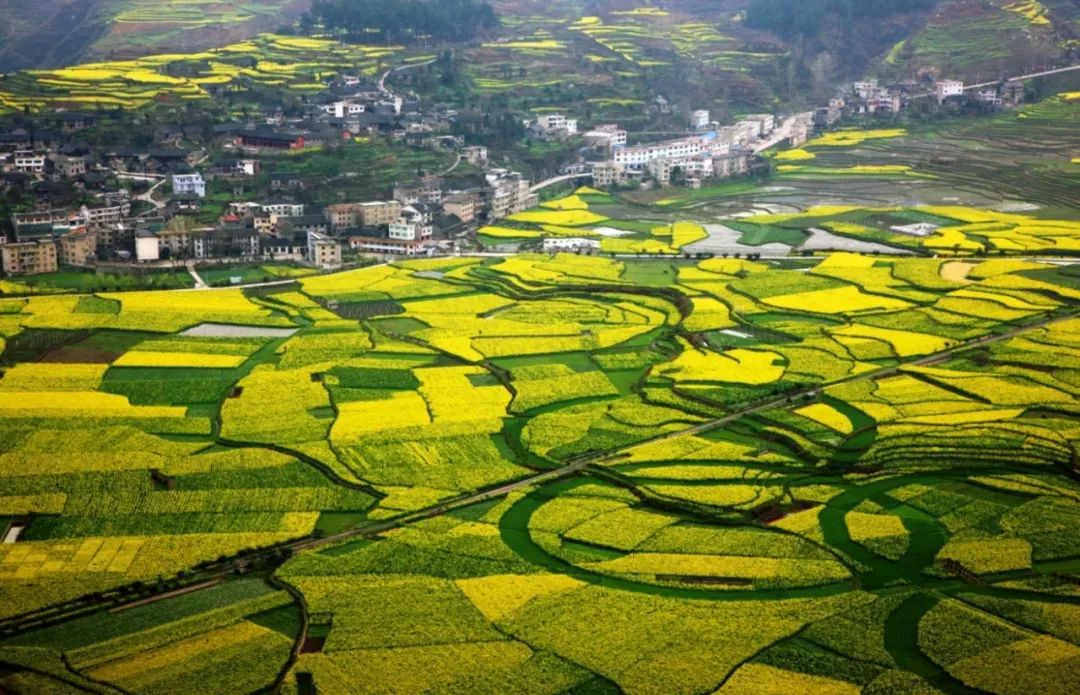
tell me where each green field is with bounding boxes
[2,251,1080,693]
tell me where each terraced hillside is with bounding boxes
[0,0,309,72]
[1,252,1080,693]
[876,0,1079,82]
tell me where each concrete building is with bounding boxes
[51,154,86,179]
[322,101,366,118]
[815,99,844,127]
[648,156,714,187]
[583,125,628,153]
[389,205,433,242]
[591,161,622,188]
[744,114,775,136]
[614,137,706,169]
[156,226,191,257]
[357,200,402,227]
[442,193,476,223]
[58,232,95,266]
[12,151,46,175]
[260,201,305,218]
[393,176,443,205]
[191,226,260,259]
[349,236,430,256]
[171,173,206,198]
[485,170,537,221]
[135,229,161,262]
[463,146,488,166]
[307,230,342,269]
[80,201,130,230]
[1,240,57,275]
[11,209,85,241]
[937,80,964,103]
[853,80,878,99]
[534,113,578,138]
[325,203,359,231]
[689,110,711,130]
[713,152,751,179]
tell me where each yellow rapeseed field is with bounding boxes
[763,286,911,314]
[112,351,247,368]
[795,403,853,434]
[455,573,583,621]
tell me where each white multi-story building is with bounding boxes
[463,146,488,166]
[171,173,206,198]
[80,201,130,230]
[534,113,578,137]
[689,110,711,130]
[583,125,628,152]
[349,236,431,256]
[12,151,45,174]
[937,80,964,103]
[388,205,433,242]
[135,229,160,262]
[613,137,705,169]
[853,80,879,99]
[261,202,305,218]
[322,101,366,118]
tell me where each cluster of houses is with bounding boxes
[0,139,540,275]
[581,110,813,189]
[4,50,1035,279]
[0,65,553,277]
[825,76,1025,123]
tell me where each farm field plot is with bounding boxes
[2,253,1080,694]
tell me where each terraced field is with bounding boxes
[462,1,789,118]
[875,0,1073,82]
[0,34,400,112]
[2,252,1080,693]
[0,0,307,73]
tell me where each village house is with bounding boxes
[349,236,431,256]
[937,80,965,103]
[236,128,306,151]
[306,230,342,270]
[1,239,57,275]
[442,193,477,224]
[171,172,206,198]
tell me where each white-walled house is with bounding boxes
[171,173,206,198]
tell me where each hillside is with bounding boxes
[874,0,1079,82]
[0,0,310,72]
[2,0,1075,106]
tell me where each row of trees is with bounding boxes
[300,0,498,44]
